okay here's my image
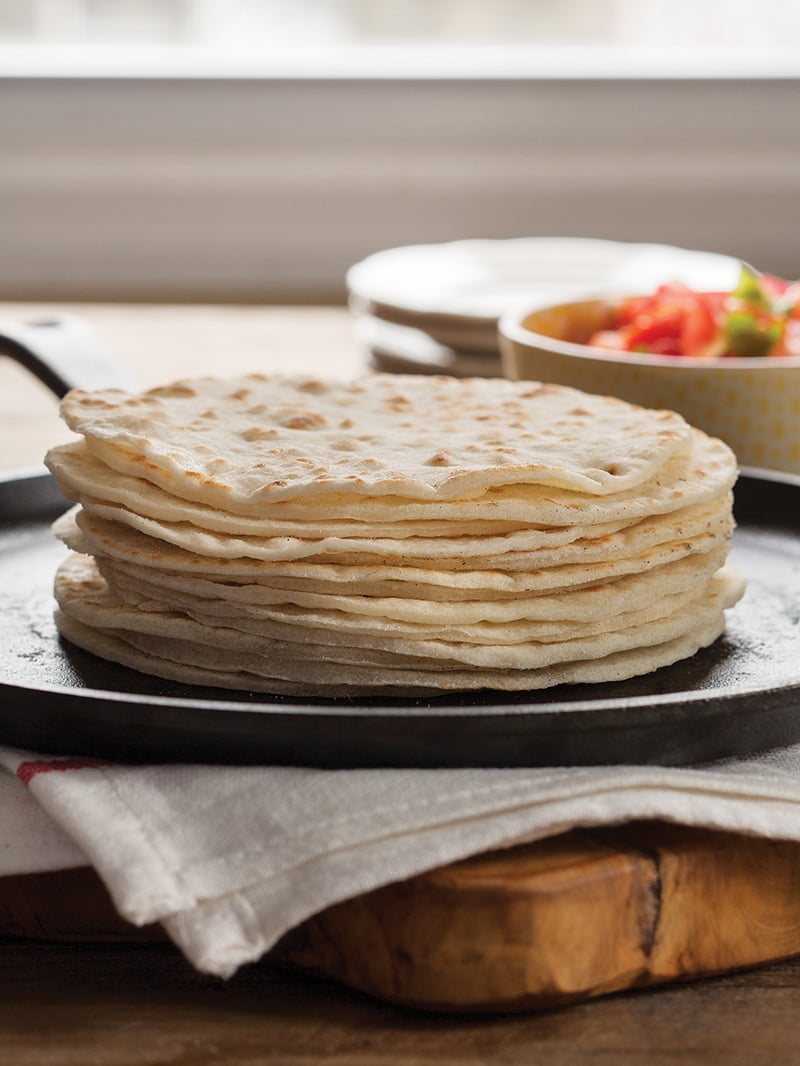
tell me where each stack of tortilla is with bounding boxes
[45,372,744,697]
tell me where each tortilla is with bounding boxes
[53,496,732,577]
[48,371,743,696]
[54,557,744,694]
[58,374,694,504]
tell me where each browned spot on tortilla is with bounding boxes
[282,411,327,430]
[241,427,279,442]
[149,385,197,398]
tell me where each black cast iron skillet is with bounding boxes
[1,317,799,768]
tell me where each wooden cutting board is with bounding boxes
[3,820,800,1013]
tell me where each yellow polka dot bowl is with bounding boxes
[499,295,800,475]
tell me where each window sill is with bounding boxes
[2,65,798,300]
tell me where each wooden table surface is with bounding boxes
[0,303,364,473]
[2,303,800,1065]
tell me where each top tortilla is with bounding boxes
[58,372,694,506]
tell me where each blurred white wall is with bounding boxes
[1,0,799,302]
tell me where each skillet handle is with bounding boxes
[0,314,138,398]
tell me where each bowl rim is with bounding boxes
[498,294,800,371]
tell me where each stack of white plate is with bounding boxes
[346,237,739,377]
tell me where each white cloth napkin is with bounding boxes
[3,742,800,978]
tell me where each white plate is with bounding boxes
[347,237,741,345]
[355,315,502,377]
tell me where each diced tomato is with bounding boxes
[617,283,691,326]
[624,312,681,350]
[761,273,792,298]
[782,282,800,318]
[680,295,718,355]
[588,330,628,352]
[641,335,685,356]
[783,319,800,355]
[586,267,799,359]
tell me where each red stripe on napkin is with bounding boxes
[16,758,108,787]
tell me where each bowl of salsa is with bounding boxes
[499,266,800,474]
